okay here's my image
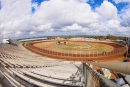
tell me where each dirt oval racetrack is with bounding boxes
[24,40,127,61]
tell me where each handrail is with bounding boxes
[82,62,121,87]
[88,62,130,75]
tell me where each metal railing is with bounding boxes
[82,62,121,87]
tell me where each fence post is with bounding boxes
[97,51,98,57]
[80,50,81,57]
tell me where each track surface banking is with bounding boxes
[24,40,127,61]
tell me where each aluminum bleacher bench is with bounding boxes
[23,71,82,87]
[12,70,60,87]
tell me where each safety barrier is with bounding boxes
[25,40,127,61]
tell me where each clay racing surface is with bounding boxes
[24,40,127,61]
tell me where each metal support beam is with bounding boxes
[82,62,121,87]
[88,62,130,74]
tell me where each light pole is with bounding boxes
[0,32,1,43]
[126,26,130,58]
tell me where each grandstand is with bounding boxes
[0,39,130,87]
[19,37,47,42]
[0,40,84,87]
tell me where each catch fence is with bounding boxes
[25,43,127,59]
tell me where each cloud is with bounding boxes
[0,1,1,10]
[31,0,100,32]
[120,15,130,37]
[62,23,82,31]
[29,31,36,34]
[96,0,118,20]
[0,0,32,38]
[78,0,88,3]
[120,4,130,26]
[113,0,130,4]
[0,0,130,39]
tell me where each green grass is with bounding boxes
[42,42,113,53]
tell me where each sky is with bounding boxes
[0,0,130,39]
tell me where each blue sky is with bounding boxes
[88,0,129,11]
[32,0,129,12]
[0,0,130,39]
[0,1,1,10]
[31,0,128,10]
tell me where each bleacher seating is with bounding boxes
[0,41,83,87]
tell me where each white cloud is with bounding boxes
[31,0,100,32]
[15,31,22,35]
[96,0,118,20]
[0,0,32,38]
[114,3,129,38]
[120,4,130,26]
[29,31,36,34]
[36,23,52,31]
[62,23,82,31]
[78,0,88,3]
[90,0,95,3]
[0,0,130,39]
[113,0,130,4]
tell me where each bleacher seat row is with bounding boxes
[0,41,83,87]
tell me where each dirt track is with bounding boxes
[24,40,127,62]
